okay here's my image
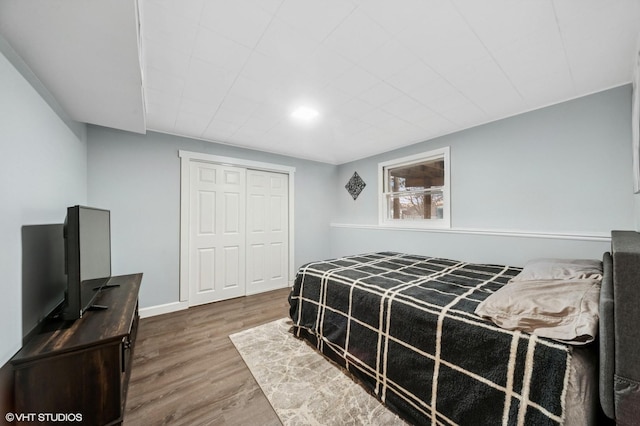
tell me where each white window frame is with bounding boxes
[378,147,451,229]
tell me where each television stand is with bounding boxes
[11,273,142,426]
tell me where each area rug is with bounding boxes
[229,318,405,425]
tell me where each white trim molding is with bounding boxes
[330,223,611,242]
[178,150,296,303]
[179,150,296,174]
[139,300,189,319]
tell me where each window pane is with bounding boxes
[387,158,444,192]
[379,147,450,228]
[386,191,444,220]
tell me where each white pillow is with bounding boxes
[511,258,602,282]
[475,278,601,345]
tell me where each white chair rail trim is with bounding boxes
[330,223,611,242]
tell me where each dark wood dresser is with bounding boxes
[11,273,142,425]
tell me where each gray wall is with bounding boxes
[332,86,635,265]
[87,127,337,309]
[0,42,87,365]
[3,25,637,367]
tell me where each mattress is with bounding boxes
[289,252,597,425]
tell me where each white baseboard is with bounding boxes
[139,285,294,318]
[139,300,188,319]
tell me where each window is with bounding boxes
[378,147,450,228]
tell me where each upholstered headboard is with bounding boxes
[600,231,640,423]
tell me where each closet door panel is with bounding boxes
[246,170,289,295]
[189,162,246,306]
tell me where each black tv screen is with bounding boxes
[64,206,111,320]
[21,224,66,342]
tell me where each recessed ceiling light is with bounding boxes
[291,106,319,122]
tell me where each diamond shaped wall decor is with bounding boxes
[345,171,366,200]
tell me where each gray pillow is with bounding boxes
[475,278,601,345]
[511,258,602,282]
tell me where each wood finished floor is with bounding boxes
[124,288,291,425]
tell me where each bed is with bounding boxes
[288,230,640,425]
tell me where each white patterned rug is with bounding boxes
[229,318,405,426]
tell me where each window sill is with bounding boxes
[379,220,450,230]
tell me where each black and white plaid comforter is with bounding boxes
[289,252,572,426]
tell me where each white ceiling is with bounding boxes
[0,0,146,134]
[2,1,640,164]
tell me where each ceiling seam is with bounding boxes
[550,0,578,94]
[200,0,286,142]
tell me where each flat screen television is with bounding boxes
[21,224,66,343]
[63,205,112,320]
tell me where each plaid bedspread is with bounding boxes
[289,252,572,426]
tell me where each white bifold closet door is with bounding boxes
[188,161,289,306]
[189,162,246,306]
[246,170,289,295]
